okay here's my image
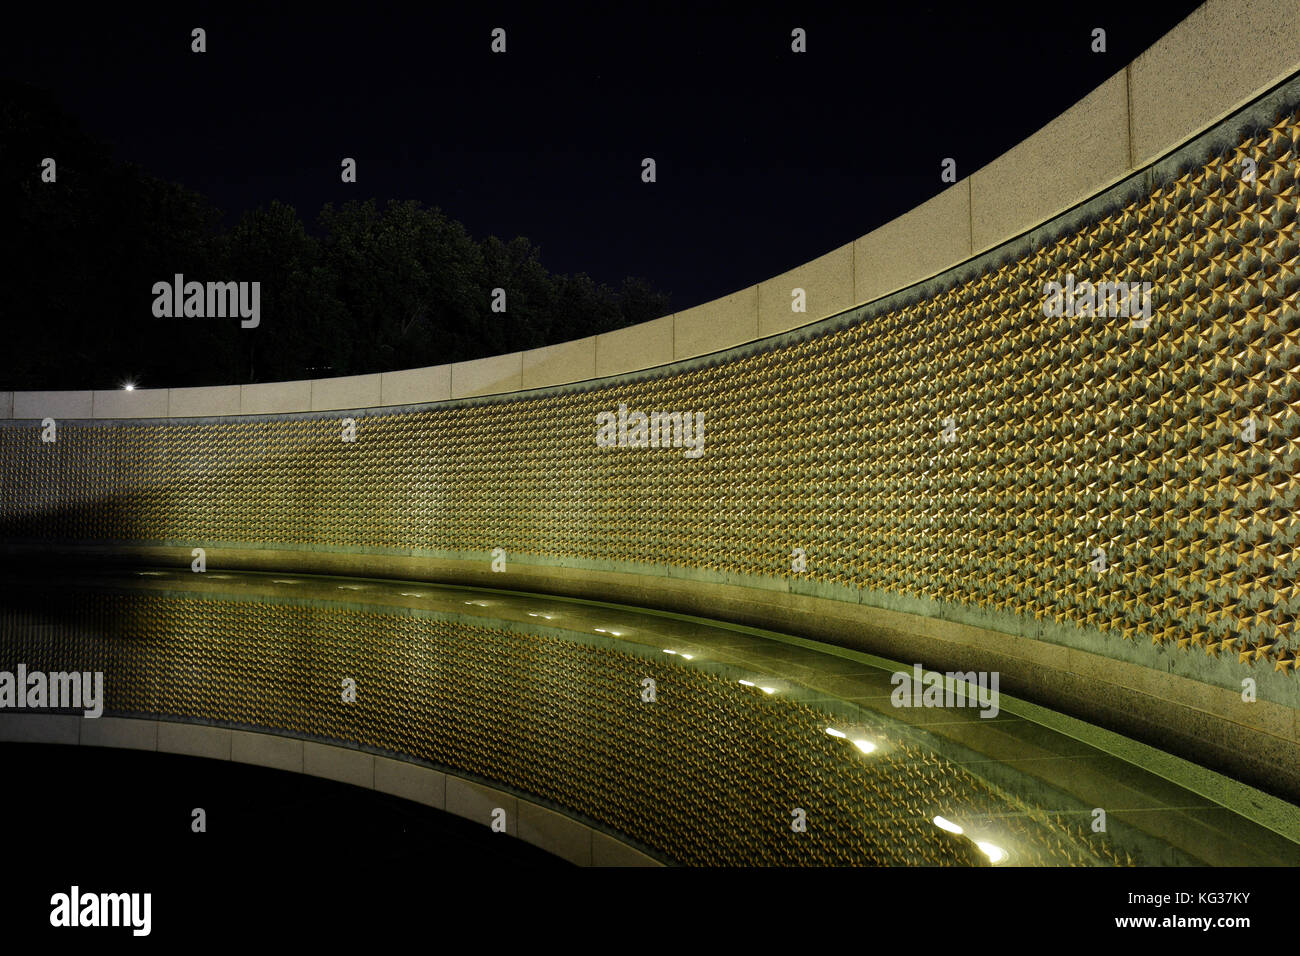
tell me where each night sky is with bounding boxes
[7,2,1201,313]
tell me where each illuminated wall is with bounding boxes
[3,10,1300,809]
[3,93,1299,687]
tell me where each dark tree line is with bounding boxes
[1,81,671,389]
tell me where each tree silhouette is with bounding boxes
[1,81,673,390]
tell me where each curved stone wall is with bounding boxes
[3,3,1300,805]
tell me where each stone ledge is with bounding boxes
[80,716,158,751]
[231,729,303,772]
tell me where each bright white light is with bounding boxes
[738,679,756,687]
[594,628,622,636]
[463,600,489,607]
[977,841,1007,864]
[679,653,694,660]
[400,592,424,597]
[123,383,136,391]
[760,686,776,695]
[663,649,678,655]
[933,816,963,835]
[853,739,877,754]
[527,612,554,619]
[825,727,847,739]
[337,585,363,590]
